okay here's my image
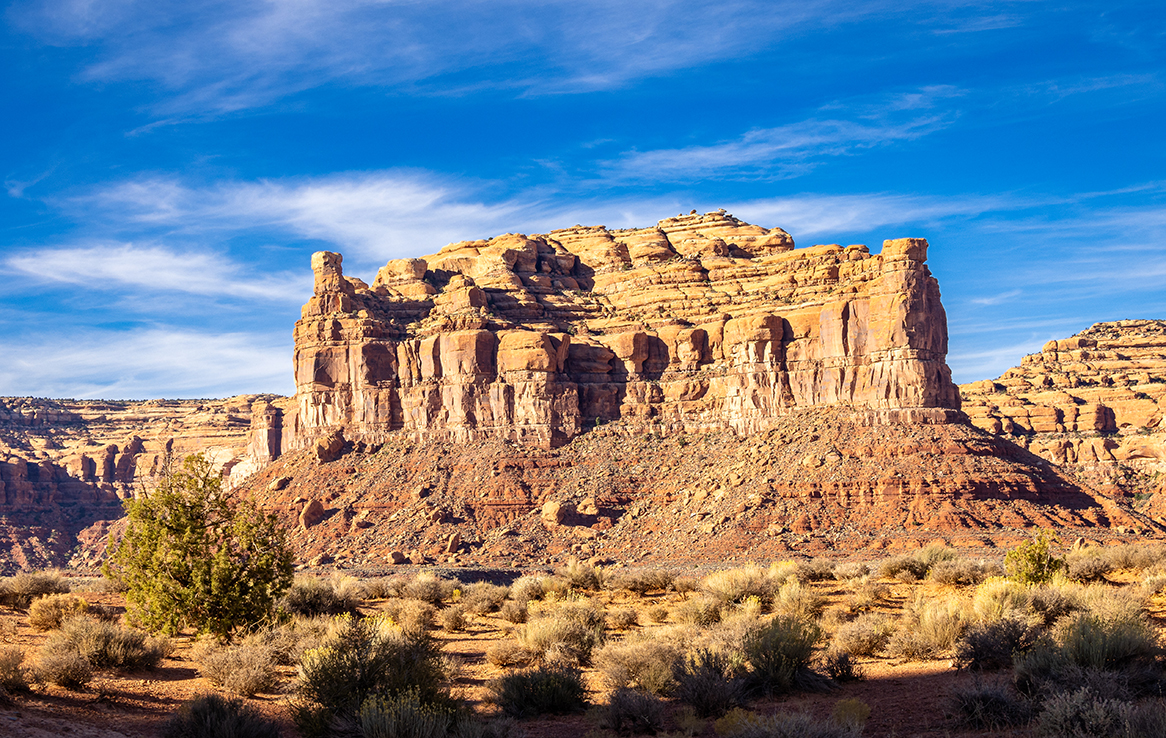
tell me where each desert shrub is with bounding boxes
[820,650,863,683]
[486,642,534,668]
[608,606,638,631]
[972,578,1029,623]
[0,570,71,609]
[384,599,436,634]
[743,615,822,695]
[1014,614,1163,701]
[1102,543,1166,573]
[764,560,797,584]
[163,693,282,738]
[0,646,29,692]
[608,569,676,595]
[878,543,958,583]
[1006,530,1065,585]
[293,614,450,738]
[196,642,280,697]
[645,605,669,623]
[515,603,605,665]
[948,682,1033,730]
[261,616,332,666]
[27,593,90,631]
[281,577,358,618]
[886,597,968,660]
[35,649,93,689]
[595,639,680,694]
[916,542,958,568]
[104,454,293,638]
[596,688,666,734]
[1057,613,1159,671]
[929,558,1002,587]
[1077,583,1147,624]
[1034,687,1130,738]
[954,617,1040,671]
[402,573,457,606]
[557,559,604,591]
[795,559,835,583]
[674,597,723,626]
[42,615,168,670]
[832,562,869,581]
[877,555,928,582]
[673,649,746,717]
[362,578,396,600]
[1027,584,1082,628]
[441,606,467,633]
[360,688,454,738]
[1065,550,1114,583]
[674,576,699,595]
[772,580,825,620]
[831,613,892,657]
[846,580,890,613]
[508,576,545,604]
[462,583,510,615]
[488,664,588,718]
[719,710,861,738]
[701,566,776,606]
[1126,699,1166,738]
[500,600,528,624]
[735,595,764,621]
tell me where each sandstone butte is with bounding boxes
[1,211,1163,571]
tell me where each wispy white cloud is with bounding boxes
[65,172,694,270]
[0,328,292,398]
[4,243,308,301]
[969,289,1023,306]
[602,87,963,181]
[11,0,892,115]
[947,338,1050,384]
[726,191,1023,238]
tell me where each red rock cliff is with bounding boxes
[285,210,960,451]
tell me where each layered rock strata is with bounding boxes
[960,320,1166,514]
[280,211,960,453]
[0,396,278,571]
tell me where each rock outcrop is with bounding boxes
[960,320,1166,517]
[275,211,959,455]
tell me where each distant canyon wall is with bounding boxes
[0,396,272,571]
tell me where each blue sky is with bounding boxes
[1,0,1163,399]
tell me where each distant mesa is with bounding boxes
[2,211,1163,571]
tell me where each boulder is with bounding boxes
[299,499,326,528]
[315,431,345,463]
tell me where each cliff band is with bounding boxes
[278,210,960,454]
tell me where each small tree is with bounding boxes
[1005,529,1064,585]
[104,454,294,639]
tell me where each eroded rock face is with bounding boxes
[282,211,960,451]
[960,320,1166,516]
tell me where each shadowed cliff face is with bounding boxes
[0,396,273,572]
[284,211,961,452]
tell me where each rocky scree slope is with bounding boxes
[236,408,1148,570]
